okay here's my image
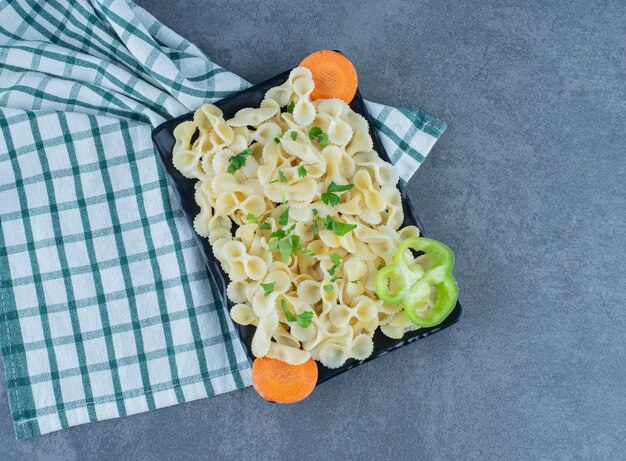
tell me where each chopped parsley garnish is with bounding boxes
[330,276,343,283]
[308,126,329,147]
[269,179,279,184]
[274,137,280,144]
[350,279,360,284]
[259,222,271,230]
[260,282,275,296]
[311,220,319,238]
[298,165,307,177]
[281,299,313,327]
[246,212,269,223]
[328,253,341,276]
[290,131,298,141]
[324,216,357,236]
[308,127,323,139]
[323,285,334,294]
[279,170,288,183]
[269,234,301,262]
[321,181,355,206]
[285,100,295,113]
[227,148,252,174]
[278,207,289,225]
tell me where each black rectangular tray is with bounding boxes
[152,69,461,384]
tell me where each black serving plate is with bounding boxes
[152,68,462,385]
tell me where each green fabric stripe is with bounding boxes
[7,326,226,387]
[0,270,208,321]
[7,239,196,287]
[151,170,217,398]
[0,143,153,195]
[0,82,151,123]
[372,117,426,164]
[8,360,250,421]
[86,116,158,410]
[3,302,217,357]
[397,107,447,138]
[58,113,127,418]
[9,114,69,429]
[25,112,97,424]
[0,178,163,221]
[207,275,246,388]
[0,119,41,440]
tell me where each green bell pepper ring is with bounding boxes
[375,237,458,328]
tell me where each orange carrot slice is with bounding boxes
[252,357,318,403]
[300,50,358,104]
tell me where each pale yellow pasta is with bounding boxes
[171,67,423,369]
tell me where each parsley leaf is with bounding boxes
[278,207,289,226]
[260,282,275,296]
[295,311,313,328]
[311,220,319,238]
[321,181,354,206]
[285,100,295,113]
[227,148,252,174]
[281,300,313,327]
[318,133,329,147]
[274,137,280,144]
[259,222,271,230]
[328,253,341,276]
[323,216,357,236]
[281,299,296,321]
[279,170,287,183]
[323,285,334,294]
[246,212,268,223]
[308,127,323,139]
[312,208,318,216]
[330,276,343,282]
[290,131,298,141]
[269,179,279,184]
[350,279,360,284]
[298,165,307,177]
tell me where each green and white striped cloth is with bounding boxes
[0,0,446,439]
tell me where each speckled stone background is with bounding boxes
[2,0,625,459]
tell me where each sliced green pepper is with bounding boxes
[375,237,458,328]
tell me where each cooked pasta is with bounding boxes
[172,67,420,368]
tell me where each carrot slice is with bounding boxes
[300,50,358,104]
[252,357,318,403]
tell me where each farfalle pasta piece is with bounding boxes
[172,121,205,180]
[227,104,279,127]
[265,67,313,106]
[346,128,374,156]
[195,103,234,145]
[353,151,399,186]
[193,182,213,238]
[218,240,268,282]
[291,75,316,126]
[207,215,232,244]
[322,145,356,183]
[314,99,353,145]
[251,310,279,357]
[230,303,258,326]
[251,268,291,317]
[353,169,386,213]
[266,342,311,366]
[380,311,420,340]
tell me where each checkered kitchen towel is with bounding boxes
[0,0,447,439]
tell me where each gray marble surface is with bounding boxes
[2,0,625,459]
